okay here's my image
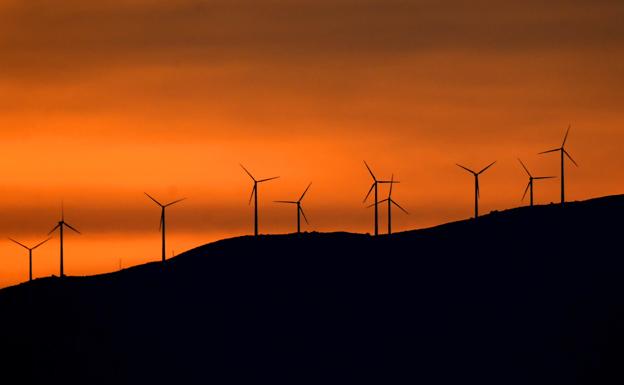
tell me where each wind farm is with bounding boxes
[0,128,591,283]
[0,126,588,283]
[1,1,623,383]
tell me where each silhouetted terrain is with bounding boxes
[2,195,624,384]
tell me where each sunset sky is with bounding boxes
[0,0,623,287]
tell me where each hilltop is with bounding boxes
[1,195,624,384]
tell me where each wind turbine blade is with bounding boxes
[299,206,309,224]
[478,161,496,175]
[61,200,64,221]
[391,199,409,214]
[165,197,186,207]
[8,238,29,250]
[534,176,556,180]
[363,161,377,181]
[367,198,388,208]
[563,149,579,167]
[378,180,399,184]
[363,183,375,203]
[144,192,163,207]
[299,182,312,202]
[274,200,297,204]
[456,164,476,174]
[517,158,531,177]
[248,185,256,205]
[32,237,52,250]
[64,222,81,234]
[48,223,61,235]
[258,176,279,183]
[240,164,256,181]
[538,148,561,155]
[521,181,530,201]
[562,124,571,147]
[389,174,394,197]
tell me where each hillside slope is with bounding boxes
[1,195,624,384]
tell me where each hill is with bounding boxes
[1,195,624,384]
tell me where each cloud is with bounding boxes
[1,0,623,80]
[1,0,622,133]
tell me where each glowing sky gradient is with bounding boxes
[0,0,623,286]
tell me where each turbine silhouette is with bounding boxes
[518,158,556,207]
[48,204,80,277]
[363,161,397,236]
[8,237,51,282]
[367,174,408,235]
[275,183,312,234]
[538,124,578,205]
[145,193,186,263]
[241,164,279,236]
[456,161,496,219]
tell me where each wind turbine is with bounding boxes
[144,193,186,263]
[275,182,312,234]
[241,164,279,236]
[367,174,408,235]
[456,161,496,219]
[538,125,578,205]
[518,159,556,207]
[8,237,51,282]
[48,206,80,277]
[363,161,397,236]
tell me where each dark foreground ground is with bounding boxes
[1,195,624,384]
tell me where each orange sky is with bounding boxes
[0,0,623,287]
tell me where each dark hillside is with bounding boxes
[1,195,624,384]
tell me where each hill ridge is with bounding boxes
[1,193,623,384]
[3,193,622,293]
